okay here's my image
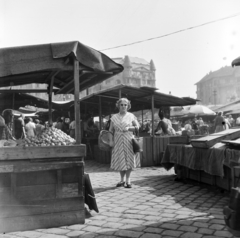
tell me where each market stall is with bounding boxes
[0,41,123,232]
[161,129,240,191]
[75,84,197,166]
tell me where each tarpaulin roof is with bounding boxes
[0,41,123,93]
[69,85,197,116]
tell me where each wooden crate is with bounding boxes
[191,128,240,149]
[0,160,85,233]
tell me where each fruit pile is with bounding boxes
[23,127,76,147]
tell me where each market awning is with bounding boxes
[78,85,197,116]
[0,92,50,111]
[0,41,123,93]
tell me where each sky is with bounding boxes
[1,0,240,99]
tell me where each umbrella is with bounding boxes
[182,105,216,117]
[232,56,240,67]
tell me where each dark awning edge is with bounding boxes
[0,41,124,92]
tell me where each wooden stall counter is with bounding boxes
[161,142,240,191]
[93,135,198,167]
[0,145,86,233]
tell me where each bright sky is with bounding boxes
[1,0,240,99]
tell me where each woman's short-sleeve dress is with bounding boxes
[110,112,141,171]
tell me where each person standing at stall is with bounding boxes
[109,98,140,188]
[214,111,225,133]
[14,114,26,139]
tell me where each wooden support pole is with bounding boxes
[48,73,57,126]
[74,59,81,144]
[99,97,102,130]
[12,93,15,110]
[119,89,122,99]
[151,94,155,163]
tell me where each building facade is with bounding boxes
[195,66,240,105]
[80,55,156,97]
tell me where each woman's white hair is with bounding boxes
[116,98,131,110]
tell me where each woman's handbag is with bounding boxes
[98,130,114,151]
[132,127,143,153]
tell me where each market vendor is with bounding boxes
[154,110,176,136]
[0,110,15,140]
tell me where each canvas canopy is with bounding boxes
[0,41,123,93]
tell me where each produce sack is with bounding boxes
[98,130,114,151]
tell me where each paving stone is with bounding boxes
[88,220,107,226]
[208,224,225,230]
[140,233,162,238]
[67,224,86,230]
[102,222,123,229]
[65,230,86,237]
[39,235,68,238]
[208,219,226,225]
[180,232,203,238]
[160,223,179,230]
[214,230,233,237]
[122,214,145,219]
[45,228,70,235]
[95,228,117,235]
[161,230,184,237]
[144,227,163,234]
[82,225,102,232]
[119,218,145,225]
[192,222,209,228]
[178,225,198,232]
[197,228,214,235]
[114,229,143,238]
[11,231,43,237]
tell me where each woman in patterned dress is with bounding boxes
[109,98,140,188]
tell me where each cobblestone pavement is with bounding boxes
[1,160,238,238]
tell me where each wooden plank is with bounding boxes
[191,128,240,148]
[0,210,85,233]
[0,173,10,187]
[0,197,84,218]
[13,161,84,173]
[78,166,84,197]
[11,173,16,203]
[0,187,11,204]
[17,170,56,186]
[56,170,62,198]
[15,184,57,201]
[62,167,79,183]
[0,145,86,160]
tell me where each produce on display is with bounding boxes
[22,127,76,147]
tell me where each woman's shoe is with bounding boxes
[125,183,132,188]
[116,181,125,187]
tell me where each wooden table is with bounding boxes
[161,143,240,191]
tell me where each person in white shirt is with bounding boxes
[25,117,36,137]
